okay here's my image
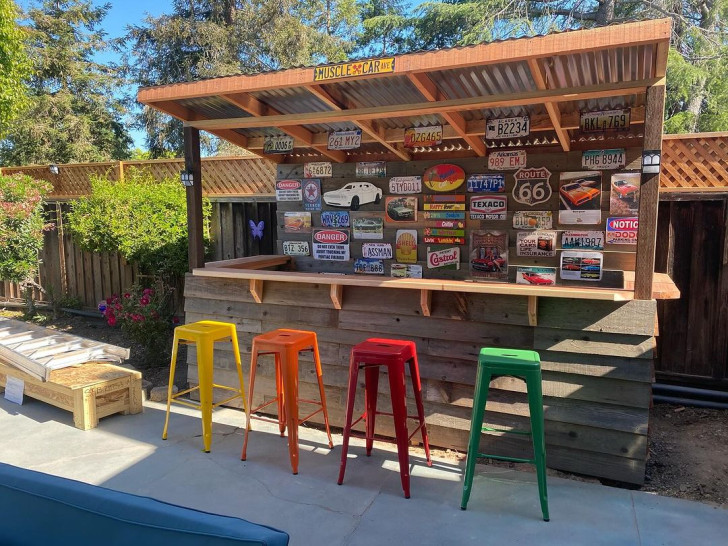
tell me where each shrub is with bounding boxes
[66,168,211,279]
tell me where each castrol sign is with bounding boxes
[606,217,638,244]
[427,247,461,269]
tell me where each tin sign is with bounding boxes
[470,230,508,281]
[423,237,465,245]
[356,161,386,178]
[431,220,465,229]
[302,179,321,211]
[513,211,552,230]
[320,211,350,228]
[282,240,310,256]
[582,149,626,170]
[560,251,603,281]
[470,195,507,220]
[424,228,465,237]
[488,150,527,170]
[561,231,605,251]
[516,266,556,286]
[284,211,312,233]
[516,231,557,257]
[312,229,350,261]
[264,135,294,154]
[427,247,461,269]
[328,130,362,150]
[386,197,418,222]
[423,164,465,192]
[304,162,332,178]
[354,258,385,275]
[423,203,465,211]
[403,125,443,148]
[352,216,384,240]
[580,108,631,132]
[486,116,530,139]
[606,217,639,244]
[313,57,395,82]
[512,168,552,206]
[389,176,421,194]
[559,171,602,225]
[395,229,418,263]
[423,211,465,220]
[467,174,505,193]
[362,242,393,259]
[276,179,302,201]
[391,264,422,278]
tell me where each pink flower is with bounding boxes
[172,316,180,324]
[106,298,112,304]
[107,316,117,327]
[142,288,152,295]
[140,296,150,306]
[124,293,130,298]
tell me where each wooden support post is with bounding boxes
[184,127,205,272]
[330,284,343,310]
[420,289,432,317]
[634,84,666,300]
[249,279,263,303]
[528,296,538,326]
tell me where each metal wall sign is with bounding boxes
[356,161,386,178]
[486,116,530,139]
[423,236,465,244]
[516,231,557,257]
[561,230,604,250]
[352,216,384,240]
[362,242,393,259]
[606,217,639,244]
[320,211,349,228]
[391,264,422,278]
[513,211,552,230]
[467,174,505,193]
[282,240,310,256]
[403,125,443,148]
[389,176,421,194]
[469,230,508,281]
[431,220,465,228]
[395,229,418,263]
[313,57,394,82]
[354,258,384,275]
[264,135,294,154]
[488,150,527,170]
[427,247,461,269]
[276,179,302,201]
[560,251,603,281]
[284,211,312,233]
[423,211,465,220]
[423,164,465,192]
[580,108,631,132]
[558,171,602,225]
[469,195,507,220]
[312,229,350,261]
[328,130,362,150]
[582,149,626,170]
[302,179,321,211]
[516,266,556,286]
[304,162,332,178]
[512,168,552,206]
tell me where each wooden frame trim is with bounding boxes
[527,59,570,152]
[420,289,432,317]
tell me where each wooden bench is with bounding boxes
[0,361,143,430]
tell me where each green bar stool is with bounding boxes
[460,348,549,521]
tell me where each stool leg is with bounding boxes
[364,365,379,456]
[312,336,334,449]
[229,326,250,420]
[241,343,259,461]
[282,347,300,474]
[388,362,411,498]
[527,373,550,522]
[162,329,180,441]
[338,353,360,485]
[275,352,286,436]
[461,366,492,510]
[198,337,215,453]
[408,356,432,466]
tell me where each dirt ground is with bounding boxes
[2,308,727,507]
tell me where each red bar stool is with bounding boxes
[241,329,333,474]
[338,338,432,498]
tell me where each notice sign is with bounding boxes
[328,130,362,150]
[282,240,310,256]
[389,176,421,194]
[606,217,639,244]
[362,242,393,259]
[580,108,631,132]
[304,162,332,178]
[302,179,321,211]
[264,135,294,154]
[356,161,386,178]
[486,116,530,139]
[276,179,302,201]
[470,195,507,220]
[313,57,395,82]
[582,149,626,170]
[516,231,557,257]
[561,230,605,251]
[312,229,350,261]
[404,125,443,148]
[467,174,505,193]
[513,211,552,230]
[488,150,527,170]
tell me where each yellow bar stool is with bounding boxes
[162,320,249,452]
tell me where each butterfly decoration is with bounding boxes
[249,219,265,240]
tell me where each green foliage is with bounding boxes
[0,0,29,137]
[0,173,52,283]
[66,168,211,278]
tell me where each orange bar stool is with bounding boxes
[241,329,334,474]
[162,320,249,453]
[338,338,432,498]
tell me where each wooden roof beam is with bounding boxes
[527,59,571,151]
[407,73,486,156]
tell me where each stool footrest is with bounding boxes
[477,453,535,465]
[481,426,532,436]
[169,398,201,410]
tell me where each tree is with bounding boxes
[356,0,409,56]
[0,0,29,137]
[0,1,132,167]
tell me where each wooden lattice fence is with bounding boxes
[660,132,728,191]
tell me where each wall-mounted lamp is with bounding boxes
[180,169,194,187]
[49,164,59,175]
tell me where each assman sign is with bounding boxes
[313,58,395,81]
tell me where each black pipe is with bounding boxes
[652,394,728,410]
[652,382,728,402]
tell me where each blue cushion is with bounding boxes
[0,462,288,545]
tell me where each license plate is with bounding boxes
[486,116,530,139]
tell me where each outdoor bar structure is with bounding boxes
[138,19,679,484]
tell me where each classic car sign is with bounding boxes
[354,258,385,275]
[467,174,505,193]
[303,162,332,178]
[488,150,526,170]
[302,179,321,211]
[391,264,422,278]
[276,179,302,201]
[470,195,507,220]
[427,247,461,269]
[606,217,638,244]
[362,242,393,259]
[516,266,556,286]
[313,57,395,82]
[352,216,384,240]
[423,211,465,220]
[282,240,310,256]
[323,182,382,210]
[561,230,605,250]
[328,130,362,150]
[404,125,443,148]
[389,176,421,194]
[610,172,641,215]
[386,196,418,222]
[422,164,466,192]
[486,116,530,139]
[395,229,418,263]
[559,171,602,225]
[582,149,626,170]
[512,168,552,206]
[470,230,508,281]
[516,230,557,257]
[560,251,603,281]
[580,108,631,132]
[264,135,294,154]
[356,161,386,178]
[284,211,312,233]
[513,211,552,230]
[312,229,350,261]
[320,211,349,228]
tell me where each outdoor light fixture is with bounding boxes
[180,169,194,187]
[49,164,59,175]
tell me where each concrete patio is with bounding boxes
[1,395,726,545]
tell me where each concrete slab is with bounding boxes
[1,396,726,545]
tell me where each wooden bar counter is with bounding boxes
[184,256,678,485]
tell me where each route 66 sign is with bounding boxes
[512,167,552,206]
